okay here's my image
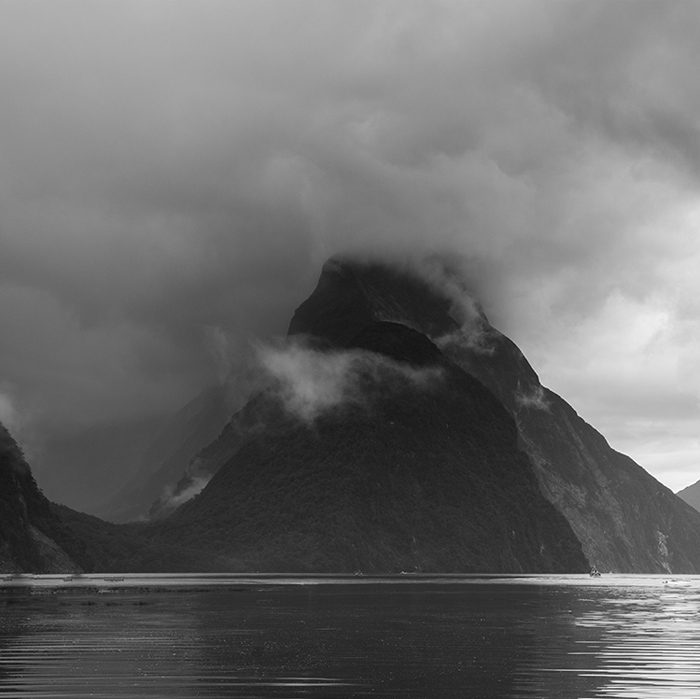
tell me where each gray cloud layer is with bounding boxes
[1,0,699,501]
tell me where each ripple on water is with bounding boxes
[569,587,700,698]
[2,578,700,698]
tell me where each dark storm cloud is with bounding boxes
[1,0,699,496]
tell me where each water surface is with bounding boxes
[1,574,699,697]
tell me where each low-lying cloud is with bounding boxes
[257,339,443,423]
[515,385,552,412]
[153,473,213,518]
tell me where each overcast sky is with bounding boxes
[1,0,699,506]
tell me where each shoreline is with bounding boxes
[2,571,696,596]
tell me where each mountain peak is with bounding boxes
[288,256,468,347]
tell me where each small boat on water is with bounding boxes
[589,567,601,577]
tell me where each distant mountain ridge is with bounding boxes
[96,385,233,522]
[677,480,700,514]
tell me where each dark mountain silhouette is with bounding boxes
[111,257,591,573]
[145,346,587,573]
[0,422,87,573]
[283,256,700,573]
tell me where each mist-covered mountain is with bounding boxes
[138,256,700,573]
[281,257,700,573]
[142,342,587,573]
[8,256,700,574]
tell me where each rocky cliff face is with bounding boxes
[0,422,82,573]
[434,312,700,574]
[285,257,700,573]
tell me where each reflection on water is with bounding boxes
[573,587,700,697]
[1,575,700,697]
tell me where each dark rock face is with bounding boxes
[0,422,83,573]
[440,325,700,574]
[287,257,700,573]
[511,394,700,574]
[288,257,460,345]
[349,321,444,366]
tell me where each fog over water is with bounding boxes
[1,1,700,505]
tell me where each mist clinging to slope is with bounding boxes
[257,339,443,423]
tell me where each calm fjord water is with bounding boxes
[1,575,700,698]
